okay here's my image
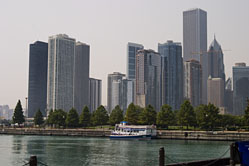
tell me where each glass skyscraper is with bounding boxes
[158,41,183,110]
[28,41,48,117]
[233,63,249,115]
[127,42,144,80]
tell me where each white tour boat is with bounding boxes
[110,121,157,139]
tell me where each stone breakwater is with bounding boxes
[1,128,249,141]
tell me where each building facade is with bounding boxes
[225,78,233,114]
[158,41,183,110]
[183,8,208,104]
[208,36,225,81]
[89,78,102,113]
[135,49,161,111]
[47,34,76,113]
[127,42,144,80]
[207,77,225,108]
[107,72,126,112]
[184,59,202,107]
[233,63,249,115]
[28,41,48,117]
[74,42,90,113]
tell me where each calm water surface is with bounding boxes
[0,135,231,166]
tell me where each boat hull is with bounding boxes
[110,135,151,140]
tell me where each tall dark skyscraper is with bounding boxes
[28,41,48,117]
[183,8,208,104]
[74,42,90,113]
[158,41,183,110]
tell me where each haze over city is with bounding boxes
[0,0,249,108]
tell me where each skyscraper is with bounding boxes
[107,72,126,112]
[135,49,161,111]
[47,34,90,114]
[74,42,90,113]
[89,78,102,113]
[127,43,144,80]
[183,8,208,104]
[233,63,249,115]
[47,34,75,112]
[184,59,202,107]
[207,77,225,108]
[208,36,225,81]
[158,41,183,110]
[28,41,48,117]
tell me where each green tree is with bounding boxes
[49,109,67,127]
[125,103,141,125]
[195,103,219,130]
[178,100,196,129]
[157,104,175,129]
[12,100,25,125]
[244,99,249,126]
[139,104,157,125]
[79,106,91,127]
[66,108,79,128]
[109,105,124,126]
[34,109,44,126]
[47,109,53,125]
[91,105,109,126]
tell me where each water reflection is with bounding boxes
[0,135,231,166]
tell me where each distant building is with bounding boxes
[208,36,225,81]
[233,63,249,115]
[207,77,225,108]
[74,42,90,113]
[183,8,208,104]
[158,41,183,110]
[28,41,48,117]
[225,78,233,114]
[135,49,161,111]
[122,79,134,113]
[127,42,144,80]
[47,34,90,114]
[107,72,126,113]
[0,105,13,120]
[89,78,102,113]
[184,59,202,107]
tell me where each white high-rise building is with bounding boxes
[47,34,75,112]
[47,34,90,114]
[183,8,208,104]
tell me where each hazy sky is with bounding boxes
[0,0,249,109]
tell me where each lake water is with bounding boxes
[0,135,231,166]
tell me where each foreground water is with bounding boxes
[0,135,231,166]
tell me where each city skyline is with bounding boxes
[1,0,249,108]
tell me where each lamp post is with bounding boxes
[25,97,28,117]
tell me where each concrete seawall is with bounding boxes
[1,128,249,141]
[157,130,249,141]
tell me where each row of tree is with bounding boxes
[12,99,249,130]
